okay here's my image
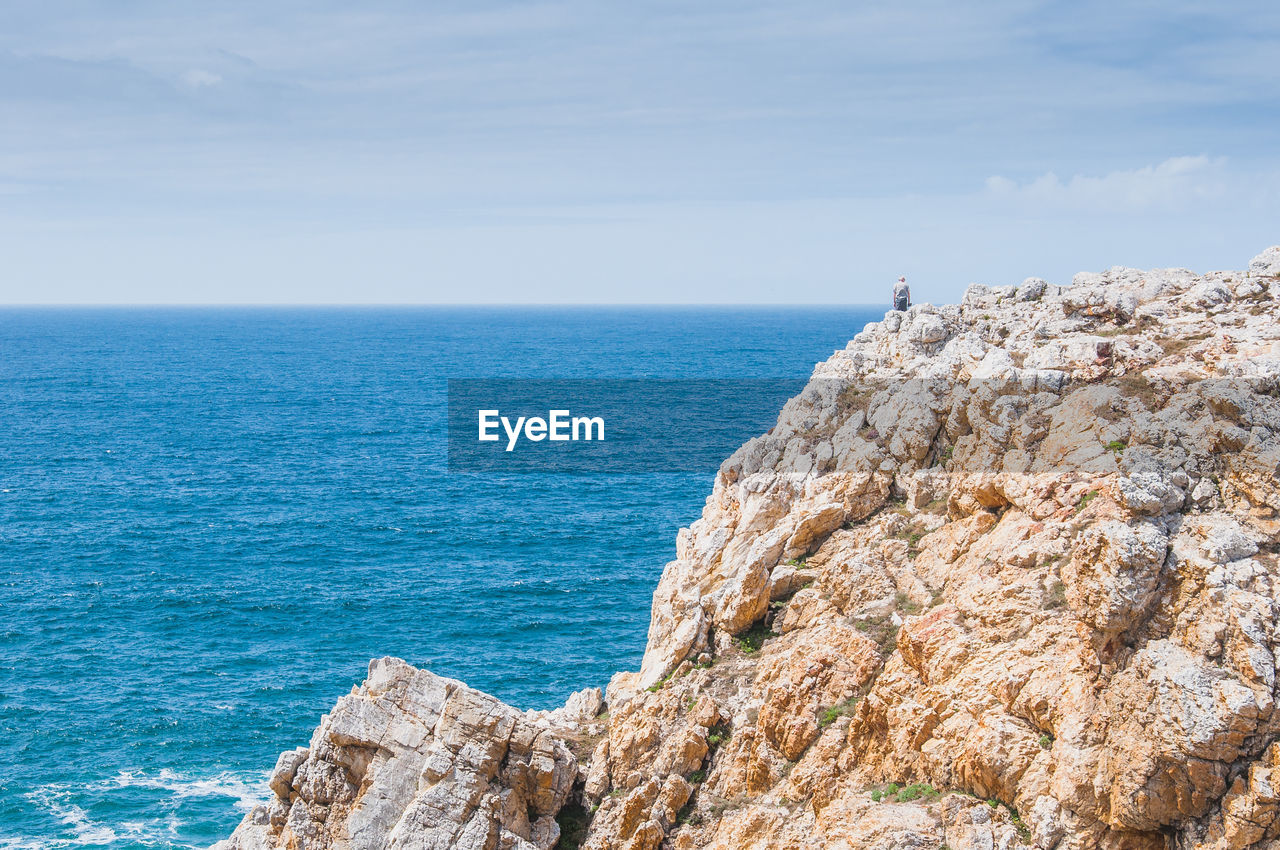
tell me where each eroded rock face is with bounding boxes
[221,246,1280,850]
[582,247,1280,850]
[216,657,577,850]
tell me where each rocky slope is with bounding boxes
[219,247,1280,850]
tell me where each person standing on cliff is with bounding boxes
[893,276,911,311]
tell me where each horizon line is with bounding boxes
[0,302,895,309]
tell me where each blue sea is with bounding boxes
[0,307,877,849]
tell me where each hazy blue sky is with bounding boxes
[1,1,1277,304]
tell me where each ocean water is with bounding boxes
[0,307,879,849]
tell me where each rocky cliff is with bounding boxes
[219,247,1280,850]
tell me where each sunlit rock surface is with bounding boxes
[222,247,1280,850]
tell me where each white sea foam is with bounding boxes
[102,768,270,812]
[7,769,270,849]
[7,788,119,848]
[50,801,119,845]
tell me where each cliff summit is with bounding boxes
[221,247,1280,850]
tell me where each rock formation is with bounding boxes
[217,657,584,850]
[219,247,1280,850]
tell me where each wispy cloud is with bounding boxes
[984,156,1230,211]
[180,69,222,88]
[0,1,1276,302]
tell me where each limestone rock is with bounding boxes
[218,657,576,850]
[1061,519,1169,642]
[580,245,1279,850]
[219,246,1280,850]
[1249,246,1280,278]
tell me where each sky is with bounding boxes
[0,1,1277,304]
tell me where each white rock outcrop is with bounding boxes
[217,657,577,850]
